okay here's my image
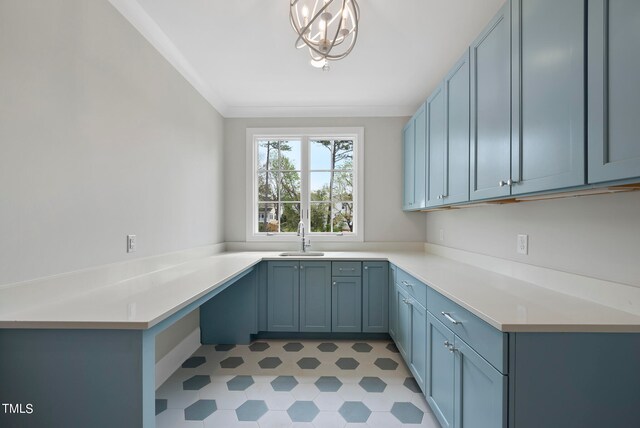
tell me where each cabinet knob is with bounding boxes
[294,265,298,269]
[507,178,518,186]
[300,265,304,269]
[332,282,337,286]
[498,180,507,187]
[443,340,456,353]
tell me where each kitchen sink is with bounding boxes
[279,251,325,257]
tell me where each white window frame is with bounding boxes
[246,127,364,242]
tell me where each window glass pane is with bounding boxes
[333,140,354,170]
[310,172,331,201]
[279,203,300,232]
[310,203,331,232]
[332,171,353,201]
[258,171,277,201]
[333,202,354,233]
[257,203,279,232]
[279,171,301,201]
[310,140,332,170]
[258,140,279,171]
[279,140,301,170]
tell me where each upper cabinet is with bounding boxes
[426,83,446,207]
[510,0,586,194]
[403,104,427,211]
[588,0,640,184]
[469,2,512,201]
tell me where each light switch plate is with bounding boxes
[517,234,528,255]
[127,235,137,253]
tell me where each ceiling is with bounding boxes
[109,0,505,118]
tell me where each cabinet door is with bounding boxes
[389,265,398,340]
[445,50,471,205]
[427,84,446,207]
[409,300,427,391]
[331,277,362,332]
[299,262,331,332]
[454,338,507,428]
[396,285,412,361]
[511,0,585,195]
[414,103,427,209]
[470,2,512,201]
[588,0,640,183]
[267,261,299,332]
[362,262,389,333]
[427,313,456,428]
[402,119,416,210]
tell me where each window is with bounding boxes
[247,127,364,242]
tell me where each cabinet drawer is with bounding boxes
[332,261,362,277]
[427,288,507,374]
[396,269,427,308]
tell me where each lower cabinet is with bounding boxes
[267,261,299,331]
[299,261,332,332]
[426,312,506,428]
[362,261,389,333]
[388,265,398,340]
[396,284,427,391]
[331,276,362,332]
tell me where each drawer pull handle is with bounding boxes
[339,268,355,271]
[401,280,413,288]
[441,312,460,325]
[443,340,456,353]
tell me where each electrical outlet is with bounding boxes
[517,234,528,255]
[439,229,445,242]
[127,235,137,253]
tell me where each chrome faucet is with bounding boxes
[297,221,311,252]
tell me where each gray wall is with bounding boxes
[426,191,640,287]
[224,117,427,243]
[0,0,225,285]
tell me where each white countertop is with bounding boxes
[1,250,639,332]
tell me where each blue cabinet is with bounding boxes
[454,337,507,428]
[510,0,585,195]
[588,0,640,184]
[427,312,455,428]
[299,262,332,332]
[362,262,389,333]
[388,264,398,340]
[426,83,446,207]
[331,276,362,332]
[395,284,412,360]
[470,2,512,201]
[402,104,427,210]
[444,50,471,205]
[408,298,427,391]
[267,261,299,332]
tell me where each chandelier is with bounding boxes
[289,0,360,71]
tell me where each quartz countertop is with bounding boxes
[1,250,639,332]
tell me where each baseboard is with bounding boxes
[155,327,201,389]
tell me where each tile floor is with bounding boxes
[156,339,440,428]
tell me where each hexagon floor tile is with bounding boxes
[351,342,373,353]
[287,400,320,422]
[374,357,399,370]
[258,356,283,369]
[184,400,217,421]
[359,376,387,393]
[227,375,254,391]
[335,357,359,370]
[390,401,424,424]
[183,375,211,391]
[297,357,321,369]
[317,342,338,352]
[339,401,372,423]
[271,375,299,392]
[314,376,343,392]
[249,342,270,352]
[236,400,268,421]
[283,342,304,352]
[157,340,422,427]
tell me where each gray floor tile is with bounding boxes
[181,356,206,368]
[297,357,321,369]
[351,343,373,353]
[214,344,236,352]
[317,342,338,352]
[227,375,254,391]
[359,376,387,393]
[390,402,424,424]
[236,400,268,421]
[155,399,168,416]
[283,342,304,352]
[335,357,359,370]
[374,358,399,370]
[183,375,211,390]
[184,399,217,421]
[338,401,371,423]
[287,400,319,422]
[249,342,270,352]
[220,356,244,368]
[259,357,283,369]
[314,376,343,392]
[403,377,421,393]
[271,375,299,392]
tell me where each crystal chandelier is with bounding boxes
[289,0,360,71]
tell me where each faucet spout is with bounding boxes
[297,221,310,252]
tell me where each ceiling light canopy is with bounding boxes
[290,0,360,71]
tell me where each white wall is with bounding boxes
[0,0,225,285]
[224,117,427,244]
[426,191,640,287]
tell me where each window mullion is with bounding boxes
[301,136,310,233]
